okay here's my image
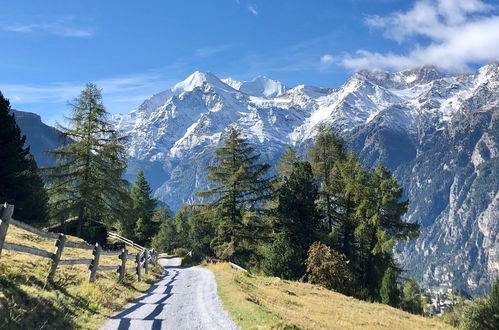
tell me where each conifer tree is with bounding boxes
[197,127,272,264]
[275,161,318,256]
[355,164,419,298]
[380,267,400,307]
[308,124,346,232]
[276,146,299,178]
[131,170,158,245]
[0,92,48,224]
[45,84,129,238]
[328,153,365,264]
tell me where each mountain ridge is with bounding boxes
[14,63,499,295]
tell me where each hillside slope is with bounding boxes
[209,263,453,329]
[0,224,162,329]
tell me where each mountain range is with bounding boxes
[15,63,498,295]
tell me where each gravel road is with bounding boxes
[100,257,239,330]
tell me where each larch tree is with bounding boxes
[308,124,346,232]
[45,84,129,238]
[197,127,272,264]
[355,164,420,300]
[0,92,48,224]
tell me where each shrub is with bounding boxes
[173,247,189,257]
[302,242,354,295]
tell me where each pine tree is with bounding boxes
[0,92,48,224]
[308,124,346,232]
[275,161,318,256]
[263,232,303,280]
[197,127,272,264]
[45,84,129,238]
[380,267,400,307]
[130,170,158,245]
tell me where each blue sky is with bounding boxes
[1,0,498,124]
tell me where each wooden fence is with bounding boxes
[0,202,159,284]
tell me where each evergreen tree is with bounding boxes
[131,170,158,245]
[308,124,346,232]
[380,267,400,307]
[45,84,129,238]
[0,92,48,224]
[275,161,318,264]
[263,232,303,280]
[197,127,272,264]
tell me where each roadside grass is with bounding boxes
[209,263,454,330]
[0,224,163,329]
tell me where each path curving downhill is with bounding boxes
[100,257,238,330]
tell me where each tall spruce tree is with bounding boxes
[45,84,129,238]
[271,161,319,278]
[130,170,158,246]
[197,127,272,264]
[0,92,48,224]
[308,124,346,232]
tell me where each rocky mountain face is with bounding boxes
[110,64,498,294]
[15,64,498,294]
[11,110,62,168]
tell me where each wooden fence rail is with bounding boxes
[0,202,159,285]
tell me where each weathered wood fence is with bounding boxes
[0,202,158,284]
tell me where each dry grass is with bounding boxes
[209,263,455,330]
[0,224,163,329]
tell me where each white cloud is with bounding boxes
[1,18,93,37]
[341,0,499,71]
[248,4,258,16]
[320,54,335,66]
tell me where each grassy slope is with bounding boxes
[0,224,163,329]
[209,263,454,330]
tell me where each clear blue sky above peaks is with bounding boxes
[1,0,498,123]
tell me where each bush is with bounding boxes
[302,242,354,295]
[173,248,190,257]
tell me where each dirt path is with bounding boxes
[100,257,238,330]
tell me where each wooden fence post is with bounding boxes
[88,243,102,282]
[144,249,149,275]
[117,248,127,282]
[136,251,142,282]
[46,234,66,283]
[0,203,14,256]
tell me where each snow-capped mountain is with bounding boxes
[111,64,498,294]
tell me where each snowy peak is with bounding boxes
[238,76,288,98]
[172,71,235,94]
